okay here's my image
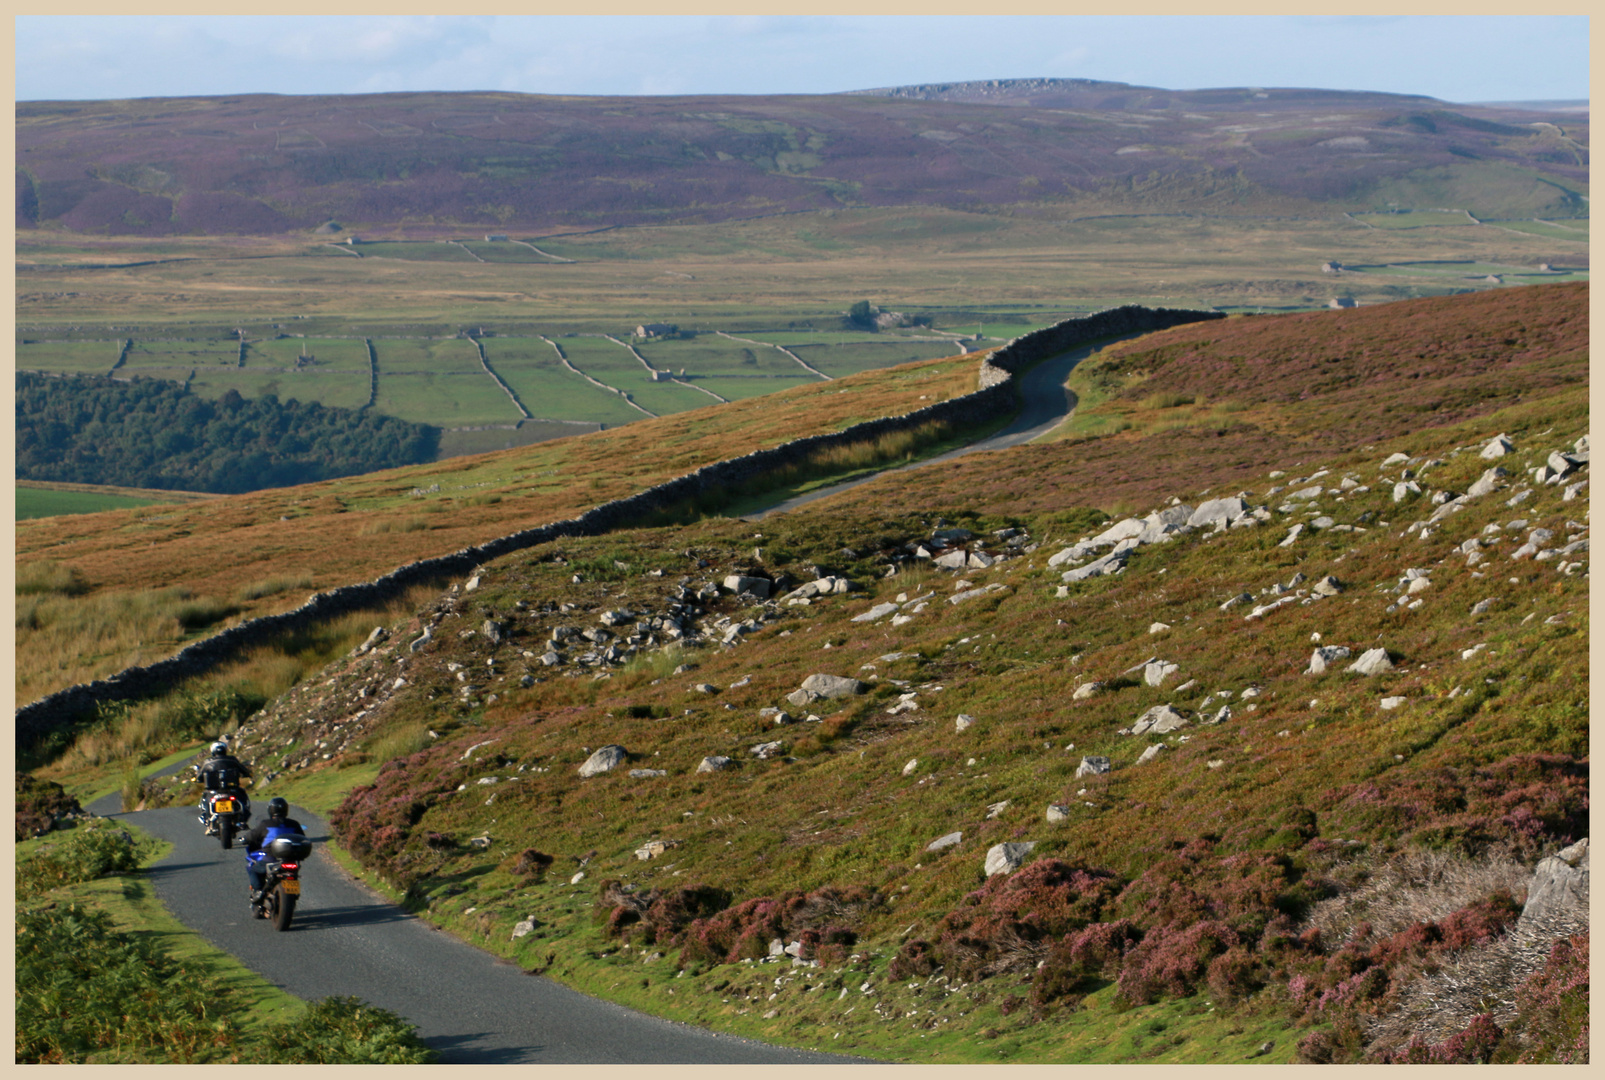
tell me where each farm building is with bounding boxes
[635,323,678,339]
[485,234,509,242]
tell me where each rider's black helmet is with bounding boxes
[267,797,289,820]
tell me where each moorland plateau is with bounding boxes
[17,281,1588,1063]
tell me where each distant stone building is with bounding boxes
[485,234,509,242]
[1321,261,1344,274]
[1328,298,1357,309]
[635,323,678,339]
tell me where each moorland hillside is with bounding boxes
[16,83,1588,236]
[28,283,1588,1064]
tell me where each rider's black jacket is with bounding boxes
[198,754,252,791]
[245,817,306,854]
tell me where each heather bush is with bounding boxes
[1509,931,1589,1064]
[671,885,875,968]
[1114,919,1240,1007]
[1377,1014,1505,1064]
[925,860,1123,980]
[1320,754,1587,855]
[1204,945,1263,1004]
[888,938,940,980]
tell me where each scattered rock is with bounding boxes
[1466,466,1509,498]
[1136,744,1167,765]
[801,673,869,699]
[1305,646,1352,674]
[1045,804,1072,823]
[751,741,785,759]
[722,575,772,599]
[1519,838,1589,930]
[1346,648,1395,676]
[926,831,963,853]
[1129,705,1190,736]
[985,800,1010,820]
[696,756,734,773]
[1380,696,1407,710]
[901,758,919,776]
[628,769,667,779]
[1074,755,1112,778]
[1278,524,1304,548]
[635,838,682,860]
[1308,576,1344,598]
[984,842,1036,877]
[955,714,975,731]
[852,602,900,623]
[578,745,628,777]
[1480,434,1517,459]
[1071,681,1103,701]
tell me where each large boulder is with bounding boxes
[1480,434,1517,459]
[1519,838,1589,931]
[926,831,963,853]
[1061,548,1130,583]
[1130,704,1190,736]
[1465,466,1508,499]
[722,575,772,599]
[1074,755,1112,778]
[1187,497,1249,528]
[800,674,869,699]
[984,842,1036,877]
[1346,648,1395,676]
[578,745,628,777]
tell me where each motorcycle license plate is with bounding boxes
[280,880,301,896]
[213,799,236,813]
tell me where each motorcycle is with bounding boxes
[199,789,250,849]
[248,831,313,931]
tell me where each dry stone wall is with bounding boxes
[15,304,1222,745]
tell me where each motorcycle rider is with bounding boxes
[245,797,306,917]
[195,740,252,827]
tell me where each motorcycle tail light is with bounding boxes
[281,862,299,870]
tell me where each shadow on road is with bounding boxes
[424,1034,546,1064]
[288,903,418,931]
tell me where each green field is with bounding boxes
[635,336,818,379]
[16,487,168,519]
[15,340,125,374]
[355,241,478,262]
[1487,219,1591,241]
[1351,210,1476,229]
[123,340,239,371]
[481,338,646,424]
[244,337,371,372]
[373,337,483,374]
[458,240,554,263]
[558,336,713,415]
[189,368,373,409]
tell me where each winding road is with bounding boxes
[748,334,1129,520]
[88,792,867,1064]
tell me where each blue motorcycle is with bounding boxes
[248,831,313,931]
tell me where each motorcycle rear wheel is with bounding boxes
[219,817,233,849]
[271,886,296,931]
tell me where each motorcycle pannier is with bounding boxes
[266,833,313,860]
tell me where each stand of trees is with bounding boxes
[16,373,440,494]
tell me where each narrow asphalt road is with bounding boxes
[746,334,1133,520]
[89,792,869,1064]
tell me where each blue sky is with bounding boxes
[15,16,1589,104]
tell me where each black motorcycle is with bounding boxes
[248,832,313,931]
[199,789,250,849]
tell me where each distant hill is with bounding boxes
[16,84,1588,236]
